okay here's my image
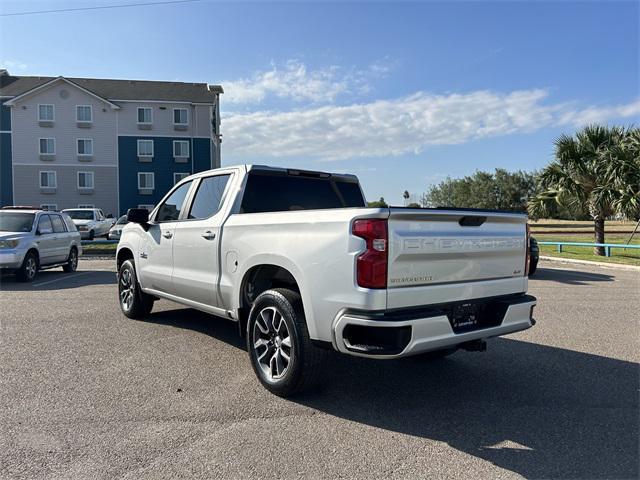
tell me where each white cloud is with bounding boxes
[222,89,639,161]
[223,59,392,105]
[0,59,28,71]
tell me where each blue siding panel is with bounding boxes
[118,136,211,215]
[0,132,12,206]
[0,100,10,131]
[193,138,213,172]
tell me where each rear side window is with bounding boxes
[61,214,77,232]
[156,181,192,222]
[50,215,67,233]
[240,173,365,213]
[188,174,231,219]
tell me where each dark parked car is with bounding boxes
[529,236,539,276]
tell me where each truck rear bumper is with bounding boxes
[332,294,536,359]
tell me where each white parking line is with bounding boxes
[32,271,93,288]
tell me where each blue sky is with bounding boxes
[1,0,638,204]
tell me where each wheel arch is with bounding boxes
[237,262,305,338]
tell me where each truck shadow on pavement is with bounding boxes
[142,307,638,479]
[297,339,638,479]
[531,267,615,285]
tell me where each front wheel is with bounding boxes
[247,288,326,397]
[16,251,38,282]
[88,230,95,240]
[118,259,154,319]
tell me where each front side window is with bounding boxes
[173,140,189,157]
[39,171,56,188]
[155,181,192,222]
[137,107,152,124]
[188,175,231,219]
[76,105,92,122]
[0,212,35,232]
[38,104,54,121]
[138,172,154,189]
[39,138,55,154]
[137,140,154,156]
[78,172,94,189]
[50,214,67,233]
[37,215,53,234]
[77,138,93,155]
[173,108,188,125]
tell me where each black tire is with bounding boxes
[62,247,78,273]
[16,251,38,282]
[247,288,326,397]
[528,258,538,276]
[118,259,154,319]
[88,230,95,240]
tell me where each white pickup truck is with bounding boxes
[116,165,536,396]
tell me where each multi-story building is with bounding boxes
[0,70,222,215]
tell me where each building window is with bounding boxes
[78,172,94,189]
[78,204,94,208]
[39,171,57,188]
[137,107,152,124]
[77,139,94,155]
[138,172,154,190]
[173,108,188,125]
[76,105,93,122]
[38,104,54,121]
[138,204,155,211]
[39,138,55,155]
[137,139,154,157]
[174,172,189,184]
[173,140,189,158]
[40,204,57,211]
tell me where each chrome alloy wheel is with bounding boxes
[69,250,78,270]
[25,257,37,279]
[252,306,292,381]
[119,267,135,312]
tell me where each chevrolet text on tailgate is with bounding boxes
[116,165,537,396]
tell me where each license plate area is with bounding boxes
[446,300,509,334]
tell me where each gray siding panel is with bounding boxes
[13,164,118,215]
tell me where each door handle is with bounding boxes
[163,231,173,239]
[201,230,216,240]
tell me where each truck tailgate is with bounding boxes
[386,208,528,309]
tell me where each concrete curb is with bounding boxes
[539,256,640,272]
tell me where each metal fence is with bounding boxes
[537,241,640,257]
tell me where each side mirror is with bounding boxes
[126,208,149,224]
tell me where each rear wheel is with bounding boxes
[247,288,326,397]
[17,251,38,282]
[118,259,154,319]
[62,247,78,273]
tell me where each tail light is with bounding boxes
[352,219,388,288]
[524,223,531,276]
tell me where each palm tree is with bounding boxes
[528,125,640,255]
[403,190,410,206]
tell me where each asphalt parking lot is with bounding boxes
[0,259,638,479]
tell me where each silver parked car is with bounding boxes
[108,215,128,240]
[62,208,113,240]
[0,208,82,282]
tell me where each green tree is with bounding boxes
[421,169,537,212]
[528,125,640,255]
[368,197,388,208]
